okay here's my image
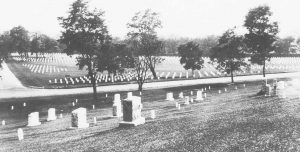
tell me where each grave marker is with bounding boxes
[119,96,145,127]
[27,112,41,126]
[71,108,89,128]
[47,108,57,121]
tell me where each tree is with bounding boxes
[9,26,30,58]
[0,32,12,68]
[244,5,279,77]
[97,43,133,75]
[274,36,295,55]
[127,43,149,91]
[210,29,248,83]
[58,0,111,100]
[127,9,164,79]
[178,41,204,75]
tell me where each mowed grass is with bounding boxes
[7,56,299,89]
[1,80,300,151]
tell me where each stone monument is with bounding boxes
[27,112,41,126]
[47,108,57,121]
[71,107,89,128]
[119,96,145,127]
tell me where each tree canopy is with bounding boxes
[127,9,164,79]
[178,41,204,74]
[58,0,111,100]
[244,5,279,77]
[210,29,248,83]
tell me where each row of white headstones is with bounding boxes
[4,80,289,141]
[12,56,76,64]
[22,63,68,74]
[2,84,244,140]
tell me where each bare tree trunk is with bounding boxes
[88,61,97,100]
[231,70,234,83]
[263,60,266,77]
[138,83,143,91]
[149,65,157,79]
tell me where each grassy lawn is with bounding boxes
[1,79,300,151]
[6,57,300,89]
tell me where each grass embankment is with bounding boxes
[1,80,300,151]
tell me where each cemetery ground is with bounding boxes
[6,55,300,89]
[1,78,300,151]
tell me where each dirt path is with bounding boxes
[1,71,300,99]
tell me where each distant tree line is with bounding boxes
[0,26,65,60]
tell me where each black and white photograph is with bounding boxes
[1,0,300,151]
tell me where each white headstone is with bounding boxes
[47,108,57,121]
[190,91,193,95]
[2,120,5,126]
[150,110,156,119]
[218,90,221,94]
[166,92,174,101]
[179,92,184,98]
[184,96,190,105]
[71,107,89,128]
[204,93,207,98]
[195,90,204,101]
[112,94,122,117]
[119,96,145,127]
[17,128,24,140]
[224,88,227,92]
[27,112,41,126]
[190,98,194,103]
[11,106,14,110]
[92,105,95,109]
[23,102,26,107]
[93,117,97,124]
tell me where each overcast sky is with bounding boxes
[1,0,300,39]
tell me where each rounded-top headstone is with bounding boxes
[27,112,41,126]
[47,108,57,121]
[17,128,24,140]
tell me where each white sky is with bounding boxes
[1,0,300,39]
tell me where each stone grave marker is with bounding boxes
[71,107,89,128]
[47,108,57,121]
[119,96,145,127]
[112,94,122,117]
[27,112,41,126]
[195,90,204,101]
[166,92,174,101]
[18,128,24,140]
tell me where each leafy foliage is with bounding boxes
[0,32,12,68]
[127,9,164,79]
[178,41,204,73]
[9,26,30,57]
[97,43,134,74]
[274,36,296,54]
[210,29,248,82]
[244,5,279,77]
[58,0,111,99]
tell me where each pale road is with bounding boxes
[1,70,300,99]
